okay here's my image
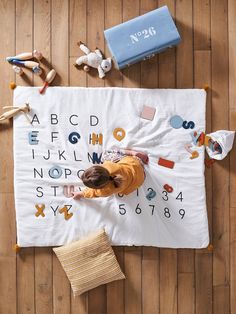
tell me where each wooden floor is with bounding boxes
[0,0,235,313]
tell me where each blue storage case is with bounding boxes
[104,6,181,69]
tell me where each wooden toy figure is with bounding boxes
[0,103,31,124]
[6,49,43,61]
[39,69,57,94]
[9,60,39,69]
[32,66,42,75]
[12,65,24,75]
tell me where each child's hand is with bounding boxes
[134,152,149,164]
[72,191,84,200]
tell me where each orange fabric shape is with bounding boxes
[158,158,175,169]
[113,128,126,141]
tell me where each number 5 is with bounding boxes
[119,204,126,215]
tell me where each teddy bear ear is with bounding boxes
[107,57,112,64]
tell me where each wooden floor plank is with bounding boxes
[33,1,54,314]
[193,0,211,51]
[15,1,35,314]
[52,254,71,314]
[0,1,15,194]
[107,247,125,314]
[0,194,17,314]
[0,1,17,314]
[69,0,87,87]
[229,1,236,313]
[195,252,213,314]
[211,1,230,314]
[230,205,236,314]
[34,0,51,87]
[51,0,69,86]
[178,273,195,314]
[124,247,142,314]
[35,249,53,314]
[142,248,159,314]
[17,249,35,314]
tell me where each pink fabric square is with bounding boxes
[140,105,156,121]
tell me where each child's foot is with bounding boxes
[134,152,149,164]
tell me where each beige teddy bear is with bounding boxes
[75,42,112,78]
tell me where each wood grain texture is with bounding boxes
[52,0,69,86]
[211,2,230,314]
[107,247,125,314]
[69,0,87,87]
[229,1,236,314]
[229,0,236,209]
[0,1,235,313]
[35,248,53,314]
[124,247,142,314]
[33,2,54,314]
[193,0,211,50]
[0,194,17,314]
[0,1,16,314]
[34,0,51,86]
[15,1,35,314]
[0,0,15,194]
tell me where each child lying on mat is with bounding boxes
[72,149,148,199]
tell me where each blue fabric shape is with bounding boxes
[170,115,184,129]
[68,132,80,144]
[49,166,63,179]
[28,131,39,145]
[146,190,157,201]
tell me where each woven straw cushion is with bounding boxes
[53,229,125,296]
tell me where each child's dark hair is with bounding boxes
[81,166,122,189]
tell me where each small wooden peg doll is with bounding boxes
[0,103,31,124]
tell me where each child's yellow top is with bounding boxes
[83,156,145,198]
